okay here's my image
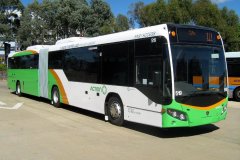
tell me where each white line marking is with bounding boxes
[0,103,24,110]
[12,103,24,109]
[0,101,6,105]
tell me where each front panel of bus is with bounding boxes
[162,25,228,127]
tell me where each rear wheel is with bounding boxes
[51,86,61,108]
[16,81,21,96]
[234,87,240,102]
[107,96,124,126]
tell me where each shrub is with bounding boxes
[0,64,7,71]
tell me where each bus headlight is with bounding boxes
[167,109,187,121]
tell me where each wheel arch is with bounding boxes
[16,80,21,96]
[16,80,20,86]
[233,86,240,101]
[104,92,123,115]
[51,84,61,107]
[50,84,59,100]
[51,84,58,93]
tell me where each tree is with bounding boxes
[192,0,222,27]
[40,0,59,43]
[114,14,130,32]
[192,0,239,51]
[138,2,162,27]
[89,0,114,36]
[128,0,193,27]
[128,1,145,28]
[17,8,33,49]
[70,3,94,36]
[17,0,115,48]
[128,0,240,51]
[0,0,23,41]
[55,0,88,38]
[0,0,24,10]
[219,7,240,51]
[167,0,193,24]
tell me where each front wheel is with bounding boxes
[107,97,124,126]
[234,87,240,102]
[51,86,61,108]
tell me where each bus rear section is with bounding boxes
[7,46,50,97]
[7,50,39,96]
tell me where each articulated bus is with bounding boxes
[7,24,228,128]
[225,52,240,101]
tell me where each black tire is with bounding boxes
[234,87,240,102]
[107,96,124,126]
[51,86,61,108]
[16,81,21,97]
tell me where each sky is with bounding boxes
[21,0,240,17]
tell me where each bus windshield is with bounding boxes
[171,44,227,105]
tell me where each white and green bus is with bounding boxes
[7,24,228,128]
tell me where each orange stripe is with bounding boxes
[182,98,226,110]
[229,77,240,85]
[209,77,219,85]
[193,76,220,85]
[193,76,202,84]
[26,50,38,54]
[49,69,69,104]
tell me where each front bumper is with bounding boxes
[162,99,228,128]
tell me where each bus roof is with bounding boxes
[55,37,89,45]
[50,24,221,52]
[8,45,51,57]
[225,52,240,58]
[50,24,169,52]
[10,23,222,55]
[26,45,52,52]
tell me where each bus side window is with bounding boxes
[27,55,39,69]
[227,58,240,77]
[101,42,129,86]
[63,47,100,83]
[48,51,64,69]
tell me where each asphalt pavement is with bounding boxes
[0,80,239,160]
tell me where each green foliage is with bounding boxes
[128,0,240,51]
[70,3,94,36]
[17,8,33,48]
[0,0,23,41]
[89,0,114,36]
[168,0,192,24]
[0,64,7,71]
[128,1,145,28]
[0,0,24,10]
[17,0,115,49]
[2,0,239,52]
[114,14,130,32]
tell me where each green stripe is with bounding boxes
[12,51,36,57]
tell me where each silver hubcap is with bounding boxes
[237,91,240,98]
[109,101,121,119]
[53,90,59,103]
[17,85,20,94]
